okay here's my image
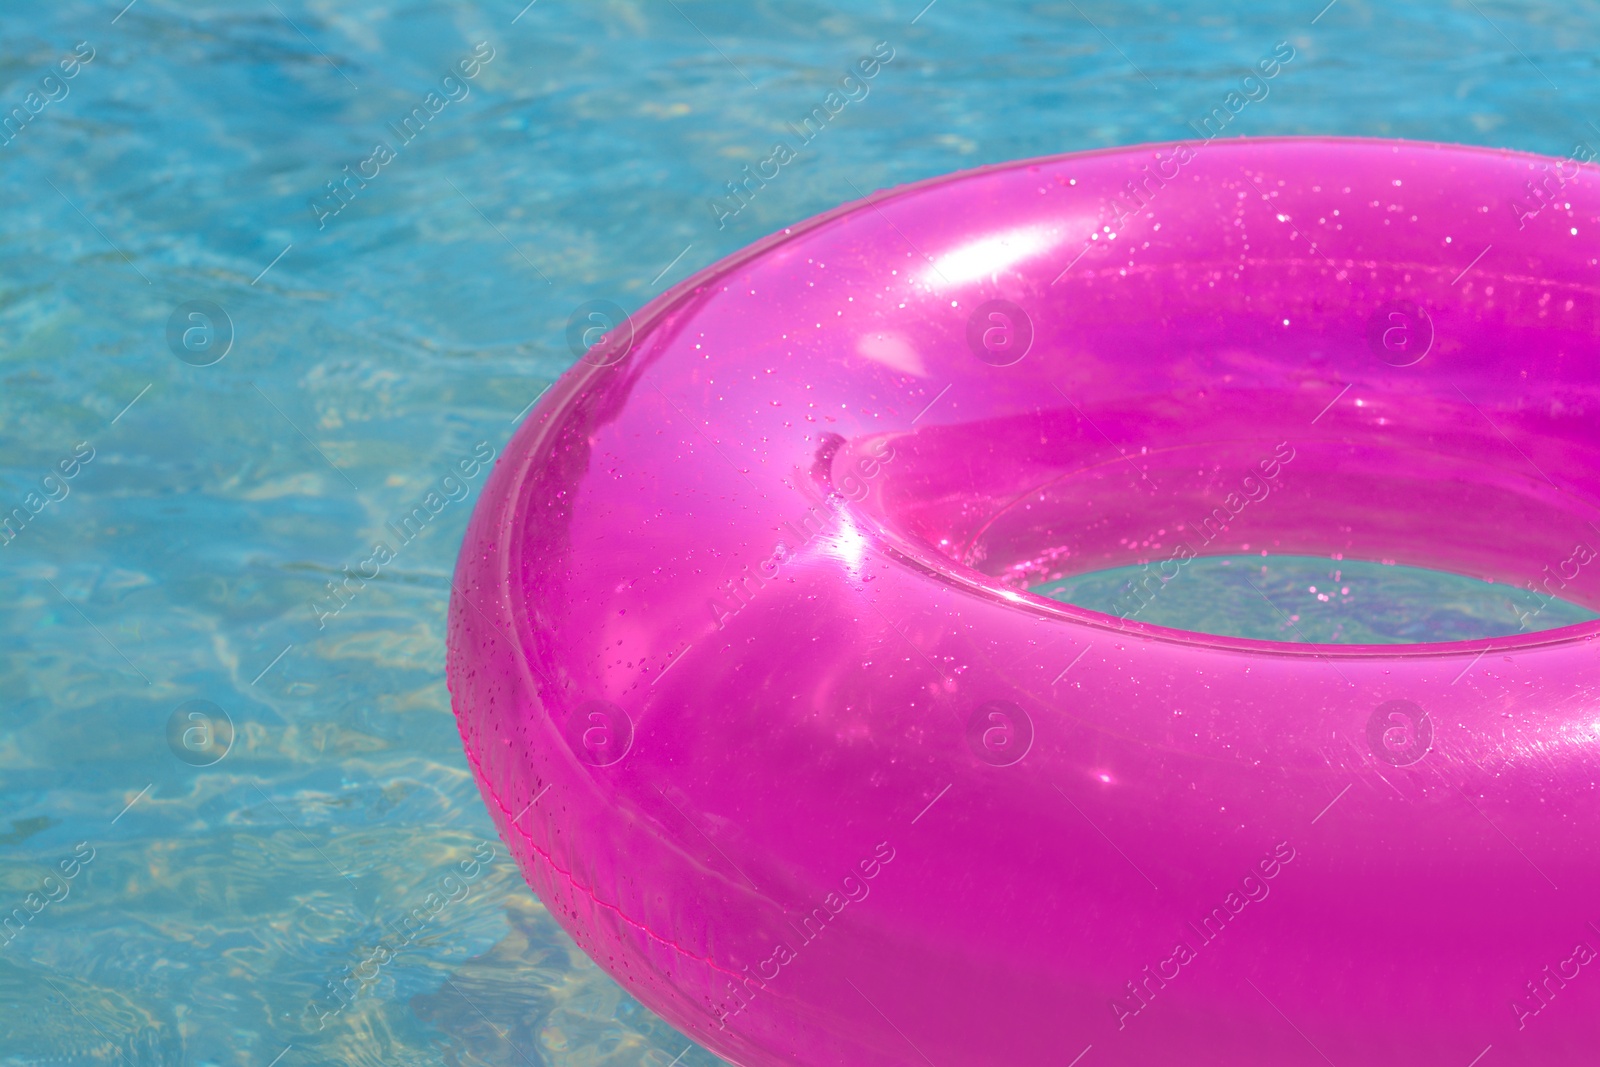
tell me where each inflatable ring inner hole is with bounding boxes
[824,291,1600,648]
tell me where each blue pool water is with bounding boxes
[1032,556,1598,643]
[1,1,1595,1064]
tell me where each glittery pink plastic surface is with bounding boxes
[449,138,1600,1066]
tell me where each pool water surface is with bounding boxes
[1,1,1596,1065]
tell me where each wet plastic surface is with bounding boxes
[450,138,1600,1066]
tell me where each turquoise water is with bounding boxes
[2,1,1596,1064]
[1032,555,1598,643]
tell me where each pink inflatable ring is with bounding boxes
[450,138,1600,1066]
